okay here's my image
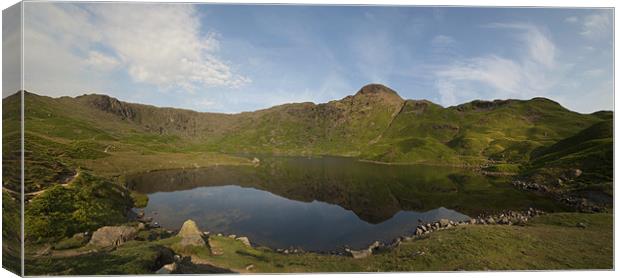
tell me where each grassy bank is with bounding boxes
[24,212,613,275]
[171,212,613,272]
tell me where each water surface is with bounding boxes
[128,156,565,251]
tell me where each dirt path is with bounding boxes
[2,171,80,197]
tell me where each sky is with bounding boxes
[4,3,614,113]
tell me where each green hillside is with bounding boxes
[2,84,612,194]
[522,120,613,198]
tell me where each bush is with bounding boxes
[25,172,132,241]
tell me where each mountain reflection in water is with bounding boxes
[127,156,565,251]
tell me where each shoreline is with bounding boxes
[133,206,547,258]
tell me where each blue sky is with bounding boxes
[14,3,614,113]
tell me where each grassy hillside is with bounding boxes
[14,84,607,166]
[522,120,613,199]
[4,84,610,195]
[362,98,601,165]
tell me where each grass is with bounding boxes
[52,234,89,250]
[130,190,149,208]
[2,191,22,275]
[158,212,612,273]
[25,241,174,275]
[77,151,252,177]
[23,213,613,274]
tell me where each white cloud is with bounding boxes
[565,16,579,23]
[86,51,120,71]
[436,55,523,94]
[434,23,559,106]
[23,3,249,97]
[486,23,555,68]
[580,12,612,39]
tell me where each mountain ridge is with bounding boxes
[6,84,611,169]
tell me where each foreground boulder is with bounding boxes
[89,226,138,247]
[178,219,206,247]
[156,262,177,274]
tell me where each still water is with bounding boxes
[127,156,564,251]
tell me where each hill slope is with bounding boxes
[3,84,612,191]
[522,120,613,201]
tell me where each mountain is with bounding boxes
[3,84,612,192]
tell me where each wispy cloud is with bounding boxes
[85,51,121,71]
[562,12,611,40]
[434,23,558,106]
[580,12,612,39]
[24,3,249,97]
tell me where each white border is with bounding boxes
[0,1,617,278]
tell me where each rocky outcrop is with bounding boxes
[345,241,383,259]
[89,226,138,247]
[177,220,206,247]
[155,262,177,274]
[236,236,251,247]
[78,94,137,120]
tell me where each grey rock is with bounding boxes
[487,217,496,224]
[415,228,423,236]
[155,262,177,274]
[89,226,138,247]
[236,236,251,247]
[438,219,450,227]
[368,241,382,250]
[346,248,372,259]
[177,220,206,247]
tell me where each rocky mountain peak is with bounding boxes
[356,84,400,97]
[352,84,404,106]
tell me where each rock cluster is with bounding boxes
[414,208,544,238]
[512,180,551,192]
[513,180,604,212]
[558,196,603,212]
[275,247,305,255]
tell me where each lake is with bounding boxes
[127,156,566,251]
